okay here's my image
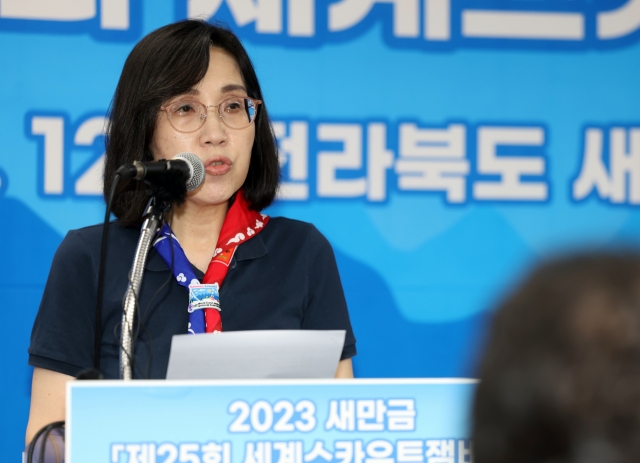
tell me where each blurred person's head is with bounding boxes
[473,252,640,463]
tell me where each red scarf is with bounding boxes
[202,190,269,332]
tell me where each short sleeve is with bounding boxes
[302,225,357,360]
[28,230,98,376]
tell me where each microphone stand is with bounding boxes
[120,196,165,380]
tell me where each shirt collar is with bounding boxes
[145,247,168,272]
[235,232,268,262]
[145,231,268,272]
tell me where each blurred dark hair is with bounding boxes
[104,20,279,226]
[473,252,640,463]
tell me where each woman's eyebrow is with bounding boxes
[221,84,247,93]
[172,89,199,99]
[175,85,246,99]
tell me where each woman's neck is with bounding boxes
[169,200,229,273]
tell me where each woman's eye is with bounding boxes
[223,100,244,113]
[172,103,196,116]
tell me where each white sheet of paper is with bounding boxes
[166,330,346,380]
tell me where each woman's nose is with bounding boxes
[199,108,227,145]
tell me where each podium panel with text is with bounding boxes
[66,379,476,463]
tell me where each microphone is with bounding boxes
[116,152,205,192]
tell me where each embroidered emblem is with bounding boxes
[188,283,220,313]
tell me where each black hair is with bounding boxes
[473,252,640,463]
[104,20,279,226]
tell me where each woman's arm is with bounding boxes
[335,358,354,378]
[25,367,74,445]
[302,225,358,370]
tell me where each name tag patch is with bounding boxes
[188,283,220,313]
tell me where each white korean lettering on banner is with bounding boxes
[188,0,283,33]
[326,399,356,431]
[326,398,416,431]
[181,443,202,463]
[31,116,64,195]
[424,0,450,40]
[251,401,275,433]
[365,440,394,463]
[11,0,640,45]
[288,0,315,36]
[244,442,273,463]
[274,121,309,200]
[387,399,416,431]
[608,131,637,203]
[273,401,296,432]
[229,400,316,433]
[317,124,366,197]
[473,126,547,201]
[294,401,318,432]
[462,10,584,40]
[157,443,179,463]
[356,400,387,431]
[112,441,231,463]
[74,116,107,195]
[457,440,473,463]
[178,0,640,46]
[126,443,156,463]
[274,441,304,463]
[0,0,95,21]
[111,443,125,463]
[108,438,475,463]
[396,123,468,203]
[334,440,366,463]
[597,0,640,40]
[304,441,333,462]
[397,441,423,462]
[573,128,610,201]
[202,442,232,463]
[28,113,562,205]
[0,0,129,29]
[606,127,640,203]
[313,122,394,200]
[101,0,129,29]
[573,127,640,204]
[30,113,107,197]
[328,0,419,37]
[426,440,455,463]
[367,123,395,201]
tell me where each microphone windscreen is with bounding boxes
[174,152,205,191]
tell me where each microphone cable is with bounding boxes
[93,172,122,373]
[26,421,65,463]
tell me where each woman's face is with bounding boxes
[151,47,255,208]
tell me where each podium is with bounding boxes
[65,379,476,463]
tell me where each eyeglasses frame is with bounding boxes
[160,96,263,132]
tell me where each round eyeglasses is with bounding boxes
[161,97,262,132]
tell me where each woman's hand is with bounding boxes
[334,358,354,378]
[25,367,74,445]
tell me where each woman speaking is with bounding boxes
[25,20,356,444]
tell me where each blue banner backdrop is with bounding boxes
[2,0,640,456]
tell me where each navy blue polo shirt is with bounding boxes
[28,217,356,379]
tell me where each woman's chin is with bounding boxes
[183,184,238,208]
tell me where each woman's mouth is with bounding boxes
[205,157,232,176]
